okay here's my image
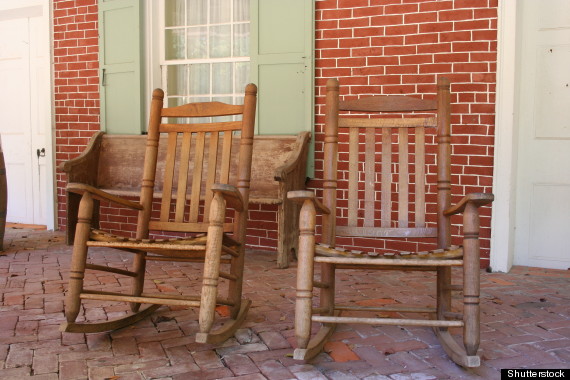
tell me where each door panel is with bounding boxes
[0,18,34,224]
[514,1,570,269]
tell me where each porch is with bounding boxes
[0,225,568,379]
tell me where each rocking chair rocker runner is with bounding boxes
[289,78,493,367]
[62,84,257,344]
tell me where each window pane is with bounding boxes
[187,0,207,26]
[233,0,249,22]
[188,64,210,95]
[209,25,231,58]
[165,29,186,60]
[187,26,207,59]
[167,65,188,95]
[233,23,249,57]
[165,0,185,27]
[234,62,249,92]
[210,0,231,24]
[213,63,232,94]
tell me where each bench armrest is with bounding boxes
[288,190,330,215]
[211,183,245,212]
[274,132,311,182]
[67,182,143,211]
[59,131,105,185]
[443,193,494,216]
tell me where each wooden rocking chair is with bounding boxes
[289,78,493,367]
[61,84,257,344]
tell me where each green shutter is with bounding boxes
[99,0,143,134]
[250,0,315,171]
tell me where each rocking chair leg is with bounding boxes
[436,266,452,325]
[295,200,317,349]
[65,192,94,323]
[199,193,225,335]
[129,251,147,313]
[463,203,481,356]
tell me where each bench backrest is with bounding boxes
[97,134,301,202]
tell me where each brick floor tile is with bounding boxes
[258,359,295,380]
[171,367,234,380]
[324,341,360,362]
[114,358,170,374]
[215,343,268,357]
[322,369,360,379]
[142,362,201,378]
[139,341,167,361]
[218,374,268,380]
[29,374,59,380]
[193,349,225,369]
[111,336,139,356]
[59,359,88,380]
[87,365,115,380]
[259,331,291,350]
[85,332,111,351]
[292,369,329,380]
[222,353,259,376]
[247,348,296,365]
[32,352,59,375]
[0,367,31,378]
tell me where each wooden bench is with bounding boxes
[59,131,310,268]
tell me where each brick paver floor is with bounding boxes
[0,225,568,379]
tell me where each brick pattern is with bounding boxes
[0,227,569,379]
[53,0,100,229]
[53,1,499,266]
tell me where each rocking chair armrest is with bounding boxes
[211,183,245,212]
[287,190,331,215]
[443,193,494,216]
[67,183,144,210]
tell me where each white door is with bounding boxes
[0,6,51,226]
[513,0,570,269]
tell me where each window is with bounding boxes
[162,0,250,107]
[99,0,315,173]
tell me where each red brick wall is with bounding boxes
[53,0,498,266]
[53,0,100,227]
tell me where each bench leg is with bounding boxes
[277,198,300,269]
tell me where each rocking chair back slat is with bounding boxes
[381,128,392,228]
[332,93,440,239]
[175,132,192,222]
[203,132,220,222]
[364,128,376,227]
[347,128,358,227]
[160,132,178,222]
[398,127,409,228]
[415,126,426,227]
[220,131,233,185]
[189,132,206,223]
